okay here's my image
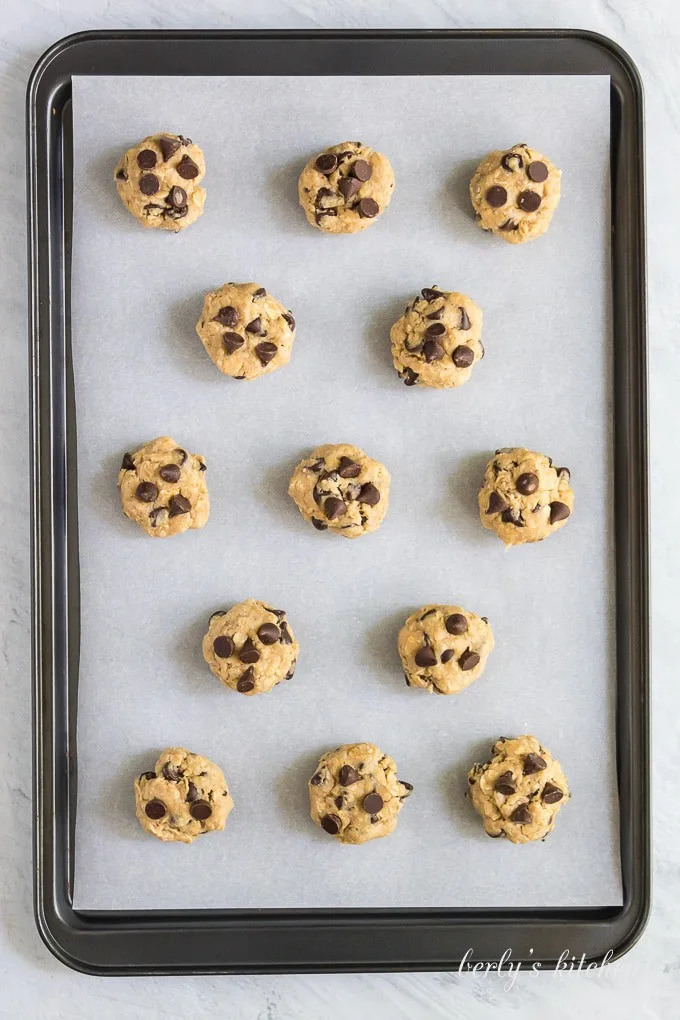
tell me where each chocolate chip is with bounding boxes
[258,623,280,645]
[335,795,345,809]
[445,613,468,635]
[440,649,455,663]
[494,771,516,795]
[121,453,135,470]
[164,204,188,221]
[523,753,547,775]
[452,345,474,368]
[115,168,127,180]
[501,151,523,172]
[190,800,212,820]
[415,644,437,667]
[352,159,372,181]
[485,185,507,207]
[324,496,346,520]
[162,764,183,782]
[518,190,541,212]
[159,136,180,161]
[176,154,199,179]
[237,667,255,693]
[403,368,419,386]
[363,792,383,814]
[186,782,199,802]
[310,772,323,786]
[339,765,360,786]
[321,813,341,835]
[223,332,244,354]
[253,287,266,298]
[459,307,471,330]
[245,317,264,335]
[404,338,423,353]
[166,185,187,208]
[501,508,524,526]
[140,771,156,781]
[282,312,295,330]
[459,649,480,671]
[337,456,361,478]
[139,174,160,196]
[426,307,443,321]
[425,322,446,338]
[239,638,260,664]
[136,481,157,502]
[527,160,548,182]
[255,342,278,366]
[510,804,531,823]
[311,517,328,531]
[174,448,187,464]
[213,307,239,329]
[358,482,380,505]
[423,339,445,362]
[400,781,413,795]
[148,507,165,527]
[516,472,539,495]
[358,197,379,218]
[486,491,509,514]
[159,463,181,483]
[137,148,157,169]
[549,501,571,525]
[338,176,361,201]
[279,621,293,645]
[421,288,445,301]
[315,153,338,174]
[144,799,166,819]
[213,635,234,658]
[499,219,519,231]
[556,466,570,478]
[167,494,190,517]
[542,782,564,804]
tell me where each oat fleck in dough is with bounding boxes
[196,282,296,381]
[298,142,395,234]
[309,743,413,844]
[288,443,390,538]
[390,286,484,388]
[467,736,569,843]
[114,133,206,231]
[118,436,209,538]
[202,599,299,696]
[135,747,234,844]
[398,604,494,694]
[478,447,573,546]
[469,143,561,244]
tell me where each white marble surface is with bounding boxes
[0,0,675,1016]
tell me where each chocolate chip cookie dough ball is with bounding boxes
[288,443,390,538]
[398,604,494,694]
[135,747,234,843]
[118,436,209,538]
[196,283,296,380]
[390,287,484,388]
[309,743,413,844]
[202,599,298,695]
[298,142,395,234]
[467,736,569,843]
[114,133,206,231]
[469,143,561,244]
[478,448,573,546]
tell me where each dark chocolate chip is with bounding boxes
[425,321,446,338]
[190,800,212,820]
[121,453,135,470]
[245,317,264,335]
[445,613,468,635]
[421,288,445,301]
[136,481,158,503]
[556,466,570,478]
[258,622,280,645]
[426,307,443,320]
[213,306,238,327]
[527,160,548,183]
[145,799,166,819]
[213,635,234,658]
[363,792,383,814]
[403,368,419,386]
[239,638,260,664]
[459,307,471,330]
[321,813,341,835]
[423,338,445,362]
[338,176,361,201]
[542,782,564,804]
[486,491,509,515]
[441,649,455,663]
[139,174,160,196]
[223,332,245,354]
[137,148,157,169]
[282,312,295,330]
[168,494,191,517]
[358,482,380,506]
[501,151,523,172]
[140,771,156,781]
[148,507,165,527]
[415,644,437,667]
[518,190,541,212]
[337,456,361,478]
[255,342,278,366]
[494,771,516,795]
[516,472,539,495]
[459,649,480,671]
[452,345,474,368]
[510,804,532,824]
[310,772,323,786]
[335,795,345,809]
[400,781,413,794]
[115,167,127,180]
[253,287,266,298]
[237,667,255,693]
[159,463,181,483]
[162,764,184,782]
[186,782,199,802]
[501,508,524,526]
[166,185,187,208]
[176,154,199,179]
[315,153,338,174]
[549,501,571,525]
[279,621,293,645]
[311,517,328,531]
[159,136,181,161]
[174,448,187,465]
[419,608,437,621]
[486,185,507,207]
[339,765,360,786]
[523,753,547,775]
[352,159,372,181]
[358,197,379,218]
[324,496,347,520]
[500,219,519,231]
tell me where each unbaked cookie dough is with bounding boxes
[469,143,561,244]
[298,142,395,234]
[202,599,299,695]
[390,287,484,388]
[309,742,413,844]
[398,604,494,694]
[478,448,573,546]
[118,436,209,538]
[288,443,390,538]
[467,735,569,843]
[196,282,296,380]
[114,133,206,231]
[134,747,233,843]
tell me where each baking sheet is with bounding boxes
[71,74,620,909]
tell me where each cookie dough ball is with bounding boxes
[390,287,483,388]
[469,143,561,244]
[467,735,569,843]
[118,436,209,538]
[309,743,413,844]
[202,599,298,695]
[288,443,390,538]
[478,448,573,547]
[134,747,233,843]
[196,283,296,380]
[114,133,206,231]
[398,604,494,694]
[298,142,395,234]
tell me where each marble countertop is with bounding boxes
[0,1,674,1016]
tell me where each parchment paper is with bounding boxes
[71,74,620,909]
